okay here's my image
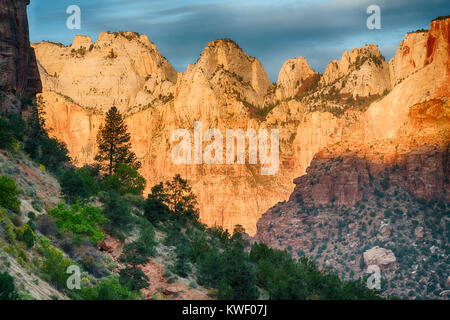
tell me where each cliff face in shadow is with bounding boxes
[0,0,41,113]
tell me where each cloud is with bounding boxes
[29,0,450,80]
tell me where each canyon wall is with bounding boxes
[34,18,449,235]
[254,17,449,299]
[0,0,41,113]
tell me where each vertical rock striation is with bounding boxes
[0,0,41,112]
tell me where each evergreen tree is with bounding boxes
[144,175,199,223]
[105,163,146,195]
[119,241,150,291]
[0,176,21,213]
[0,272,18,300]
[24,102,70,172]
[101,190,133,233]
[164,175,199,221]
[95,106,140,175]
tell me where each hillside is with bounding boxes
[0,127,380,301]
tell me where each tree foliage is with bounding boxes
[105,163,146,195]
[38,239,74,289]
[60,166,100,203]
[95,106,140,175]
[0,176,21,213]
[100,190,133,234]
[0,271,18,300]
[144,174,199,224]
[48,202,108,244]
[24,104,70,173]
[77,276,137,300]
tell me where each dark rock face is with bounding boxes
[0,0,41,106]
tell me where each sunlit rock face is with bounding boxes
[320,44,392,98]
[34,18,450,235]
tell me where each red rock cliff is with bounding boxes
[0,0,41,110]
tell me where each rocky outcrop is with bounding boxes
[254,19,450,298]
[366,17,450,140]
[0,0,41,112]
[98,233,123,258]
[390,17,450,87]
[363,246,397,271]
[389,31,428,87]
[320,44,391,97]
[289,99,449,208]
[276,57,317,100]
[33,31,177,114]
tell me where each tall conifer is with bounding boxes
[95,106,140,175]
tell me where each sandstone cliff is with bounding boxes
[33,32,177,114]
[254,17,450,299]
[320,44,391,97]
[276,57,318,100]
[255,98,449,299]
[35,36,291,235]
[0,0,41,112]
[365,17,450,140]
[34,18,450,238]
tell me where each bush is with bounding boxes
[22,224,35,249]
[60,166,100,203]
[38,240,74,289]
[77,276,136,300]
[60,169,88,203]
[0,118,16,150]
[101,190,133,233]
[48,202,108,244]
[0,271,18,300]
[0,176,21,213]
[75,244,108,278]
[105,163,146,196]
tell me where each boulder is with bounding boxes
[363,246,397,270]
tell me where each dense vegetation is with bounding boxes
[0,103,382,300]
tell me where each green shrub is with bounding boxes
[48,202,108,244]
[0,271,18,300]
[60,166,99,203]
[37,239,74,289]
[100,190,133,233]
[77,276,136,300]
[105,163,146,196]
[21,224,35,249]
[0,118,16,150]
[0,176,21,212]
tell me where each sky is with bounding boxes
[28,0,450,81]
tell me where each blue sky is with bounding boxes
[28,0,450,81]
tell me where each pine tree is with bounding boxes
[95,106,140,175]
